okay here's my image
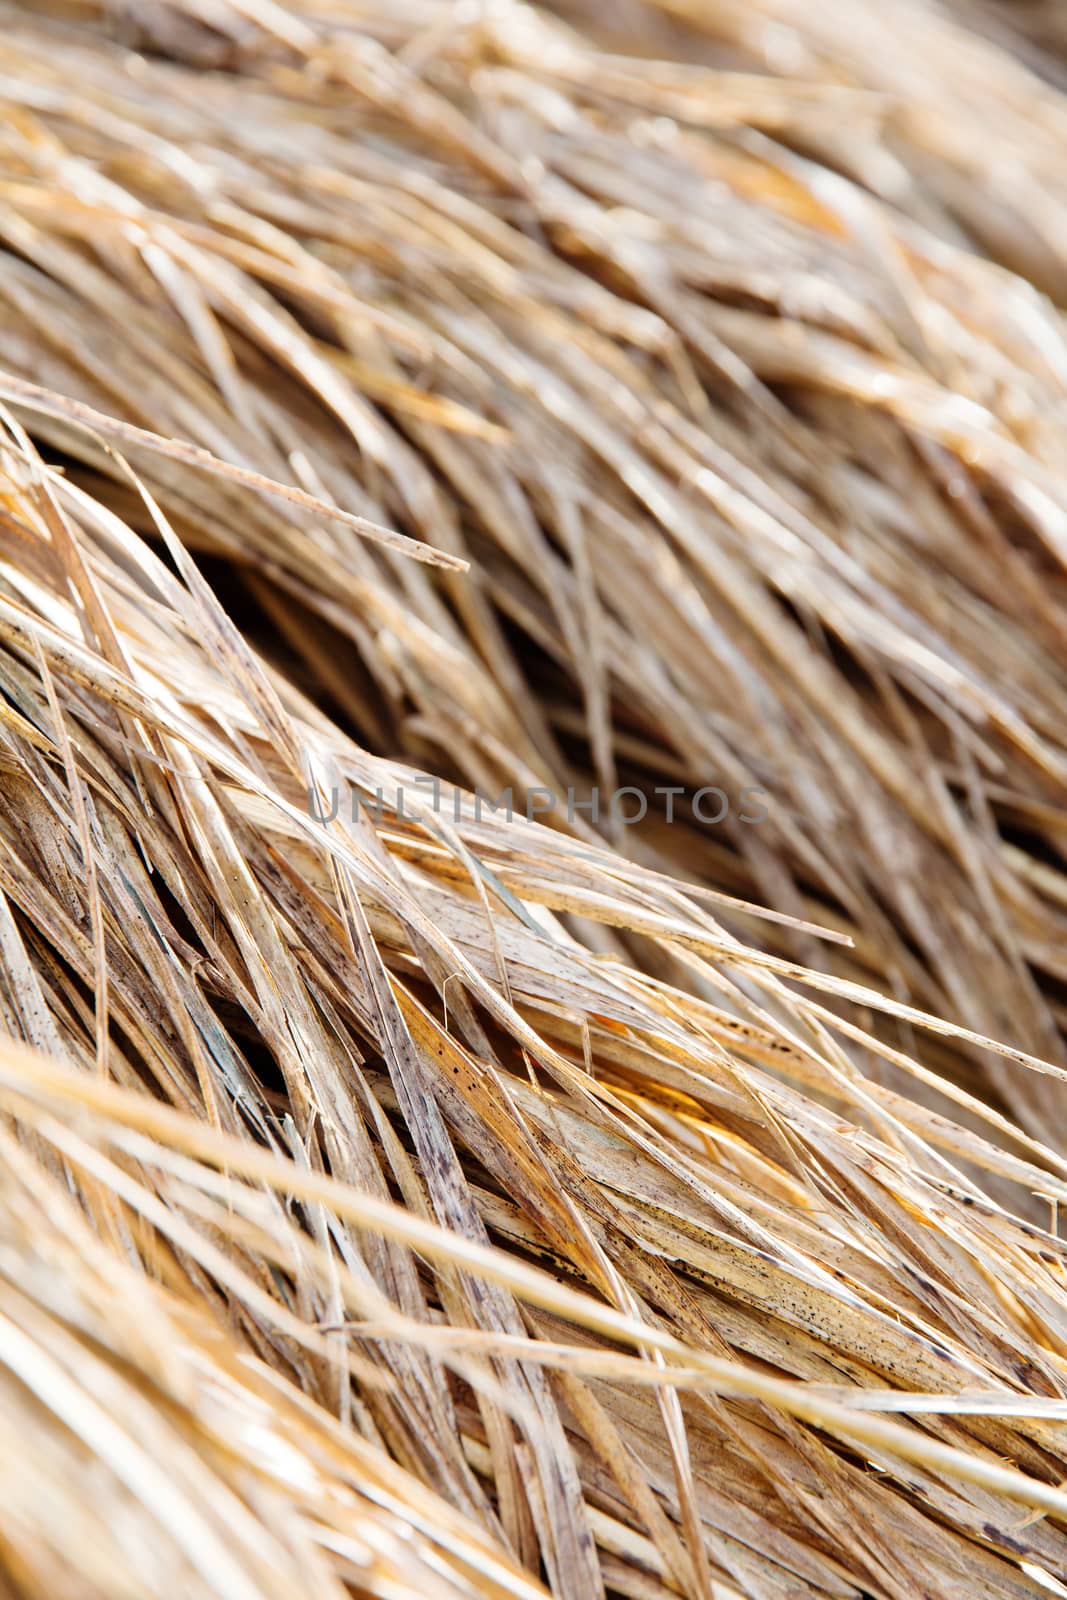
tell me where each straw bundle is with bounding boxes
[0,1,1066,1596]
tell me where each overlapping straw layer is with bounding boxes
[0,2,1066,1597]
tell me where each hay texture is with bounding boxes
[0,3,1066,1598]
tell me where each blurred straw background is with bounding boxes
[1,1,1067,1596]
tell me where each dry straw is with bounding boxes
[0,1,1066,1596]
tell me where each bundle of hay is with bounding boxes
[0,2,1066,1597]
